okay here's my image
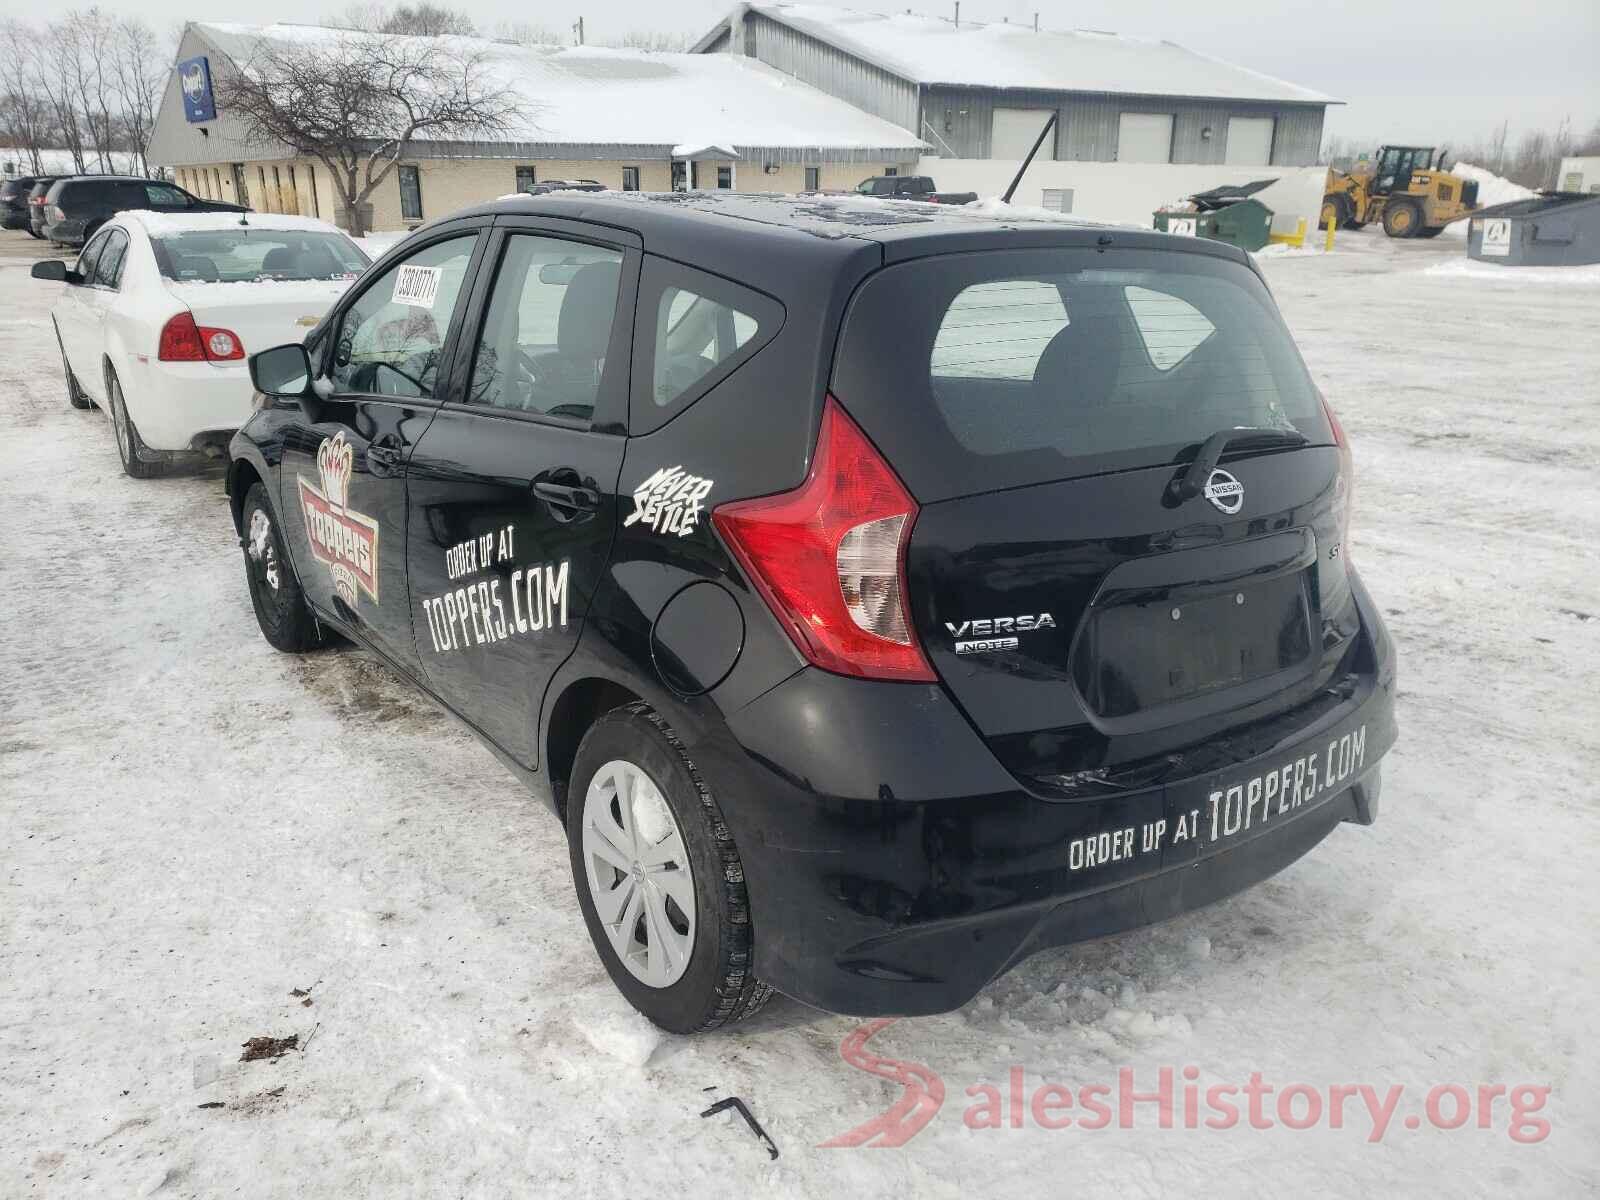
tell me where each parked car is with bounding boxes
[524,179,607,195]
[854,174,979,204]
[2,175,46,234]
[40,175,248,247]
[27,177,63,238]
[228,192,1396,1033]
[33,211,369,476]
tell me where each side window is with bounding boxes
[398,166,423,222]
[1123,286,1215,371]
[145,184,188,208]
[75,231,109,280]
[330,234,477,399]
[634,256,782,432]
[467,233,624,422]
[931,280,1069,381]
[93,229,130,288]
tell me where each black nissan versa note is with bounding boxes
[227,192,1396,1032]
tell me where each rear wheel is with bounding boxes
[1415,224,1447,238]
[241,483,323,652]
[1382,199,1424,238]
[107,369,162,479]
[568,703,771,1033]
[26,226,42,240]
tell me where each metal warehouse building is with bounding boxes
[147,20,927,231]
[694,3,1335,167]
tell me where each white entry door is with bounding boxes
[1117,113,1173,163]
[1225,117,1276,165]
[991,108,1056,160]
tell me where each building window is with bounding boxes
[399,165,423,221]
[258,167,270,211]
[515,165,536,193]
[287,164,300,214]
[804,166,820,191]
[231,164,250,207]
[272,166,284,212]
[716,165,732,189]
[214,167,224,198]
[883,166,898,176]
[622,166,640,191]
[671,161,687,192]
[305,163,319,217]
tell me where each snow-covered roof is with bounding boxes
[117,209,349,237]
[723,4,1337,105]
[188,23,926,155]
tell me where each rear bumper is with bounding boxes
[2,209,30,230]
[701,595,1397,1017]
[122,359,254,451]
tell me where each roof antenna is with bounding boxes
[1002,111,1058,204]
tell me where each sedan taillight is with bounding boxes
[158,312,245,363]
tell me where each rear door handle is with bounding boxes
[366,434,404,474]
[532,479,601,510]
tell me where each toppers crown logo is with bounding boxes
[297,431,380,607]
[317,430,354,510]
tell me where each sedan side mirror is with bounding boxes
[250,343,313,397]
[31,260,81,284]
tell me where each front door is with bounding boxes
[56,228,122,402]
[404,221,639,765]
[277,226,486,673]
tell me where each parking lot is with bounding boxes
[2,224,1596,1197]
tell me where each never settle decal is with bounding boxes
[420,521,570,654]
[624,466,713,537]
[297,431,380,607]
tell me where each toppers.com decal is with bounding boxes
[297,431,380,607]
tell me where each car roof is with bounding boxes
[444,190,1251,269]
[112,209,346,237]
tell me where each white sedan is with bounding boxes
[34,211,370,478]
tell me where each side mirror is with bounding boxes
[31,260,78,284]
[249,343,313,397]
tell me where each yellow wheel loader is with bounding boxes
[1322,146,1481,238]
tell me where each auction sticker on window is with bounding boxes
[1480,218,1512,257]
[393,264,443,307]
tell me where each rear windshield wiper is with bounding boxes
[1168,426,1308,503]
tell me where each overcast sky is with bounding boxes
[113,0,1600,147]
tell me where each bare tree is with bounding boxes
[218,29,526,235]
[111,17,166,176]
[604,30,693,51]
[65,8,120,172]
[380,4,476,36]
[0,21,54,173]
[489,20,562,46]
[37,22,89,172]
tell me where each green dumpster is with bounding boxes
[1153,178,1277,252]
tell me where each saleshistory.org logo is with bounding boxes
[297,431,380,607]
[821,1020,1553,1146]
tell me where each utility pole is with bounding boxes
[953,2,960,28]
[573,16,584,44]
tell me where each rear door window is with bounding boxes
[832,247,1328,502]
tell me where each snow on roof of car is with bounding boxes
[118,209,351,237]
[190,22,927,154]
[724,4,1337,104]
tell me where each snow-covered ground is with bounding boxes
[2,225,1597,1198]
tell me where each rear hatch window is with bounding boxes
[832,246,1329,501]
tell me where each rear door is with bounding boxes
[402,217,639,766]
[277,223,487,672]
[831,244,1356,780]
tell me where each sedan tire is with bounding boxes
[568,703,772,1033]
[107,369,162,479]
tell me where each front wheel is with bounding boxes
[241,482,324,652]
[568,703,772,1033]
[1382,199,1424,238]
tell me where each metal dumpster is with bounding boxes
[1154,178,1277,252]
[1467,193,1600,266]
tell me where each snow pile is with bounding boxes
[570,989,667,1067]
[355,231,409,259]
[1425,258,1600,285]
[1441,162,1535,237]
[964,196,1123,226]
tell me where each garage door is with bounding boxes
[1225,116,1276,166]
[991,108,1056,160]
[1117,113,1173,163]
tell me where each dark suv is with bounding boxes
[228,193,1396,1032]
[25,177,62,238]
[2,175,46,233]
[41,175,247,246]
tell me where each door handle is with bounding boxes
[532,479,601,510]
[366,434,404,475]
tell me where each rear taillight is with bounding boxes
[1323,395,1354,553]
[713,395,935,682]
[49,205,65,222]
[158,312,244,363]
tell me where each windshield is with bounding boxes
[152,229,370,283]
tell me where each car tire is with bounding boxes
[54,324,91,410]
[26,226,43,240]
[241,482,324,653]
[568,703,772,1034]
[107,368,162,479]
